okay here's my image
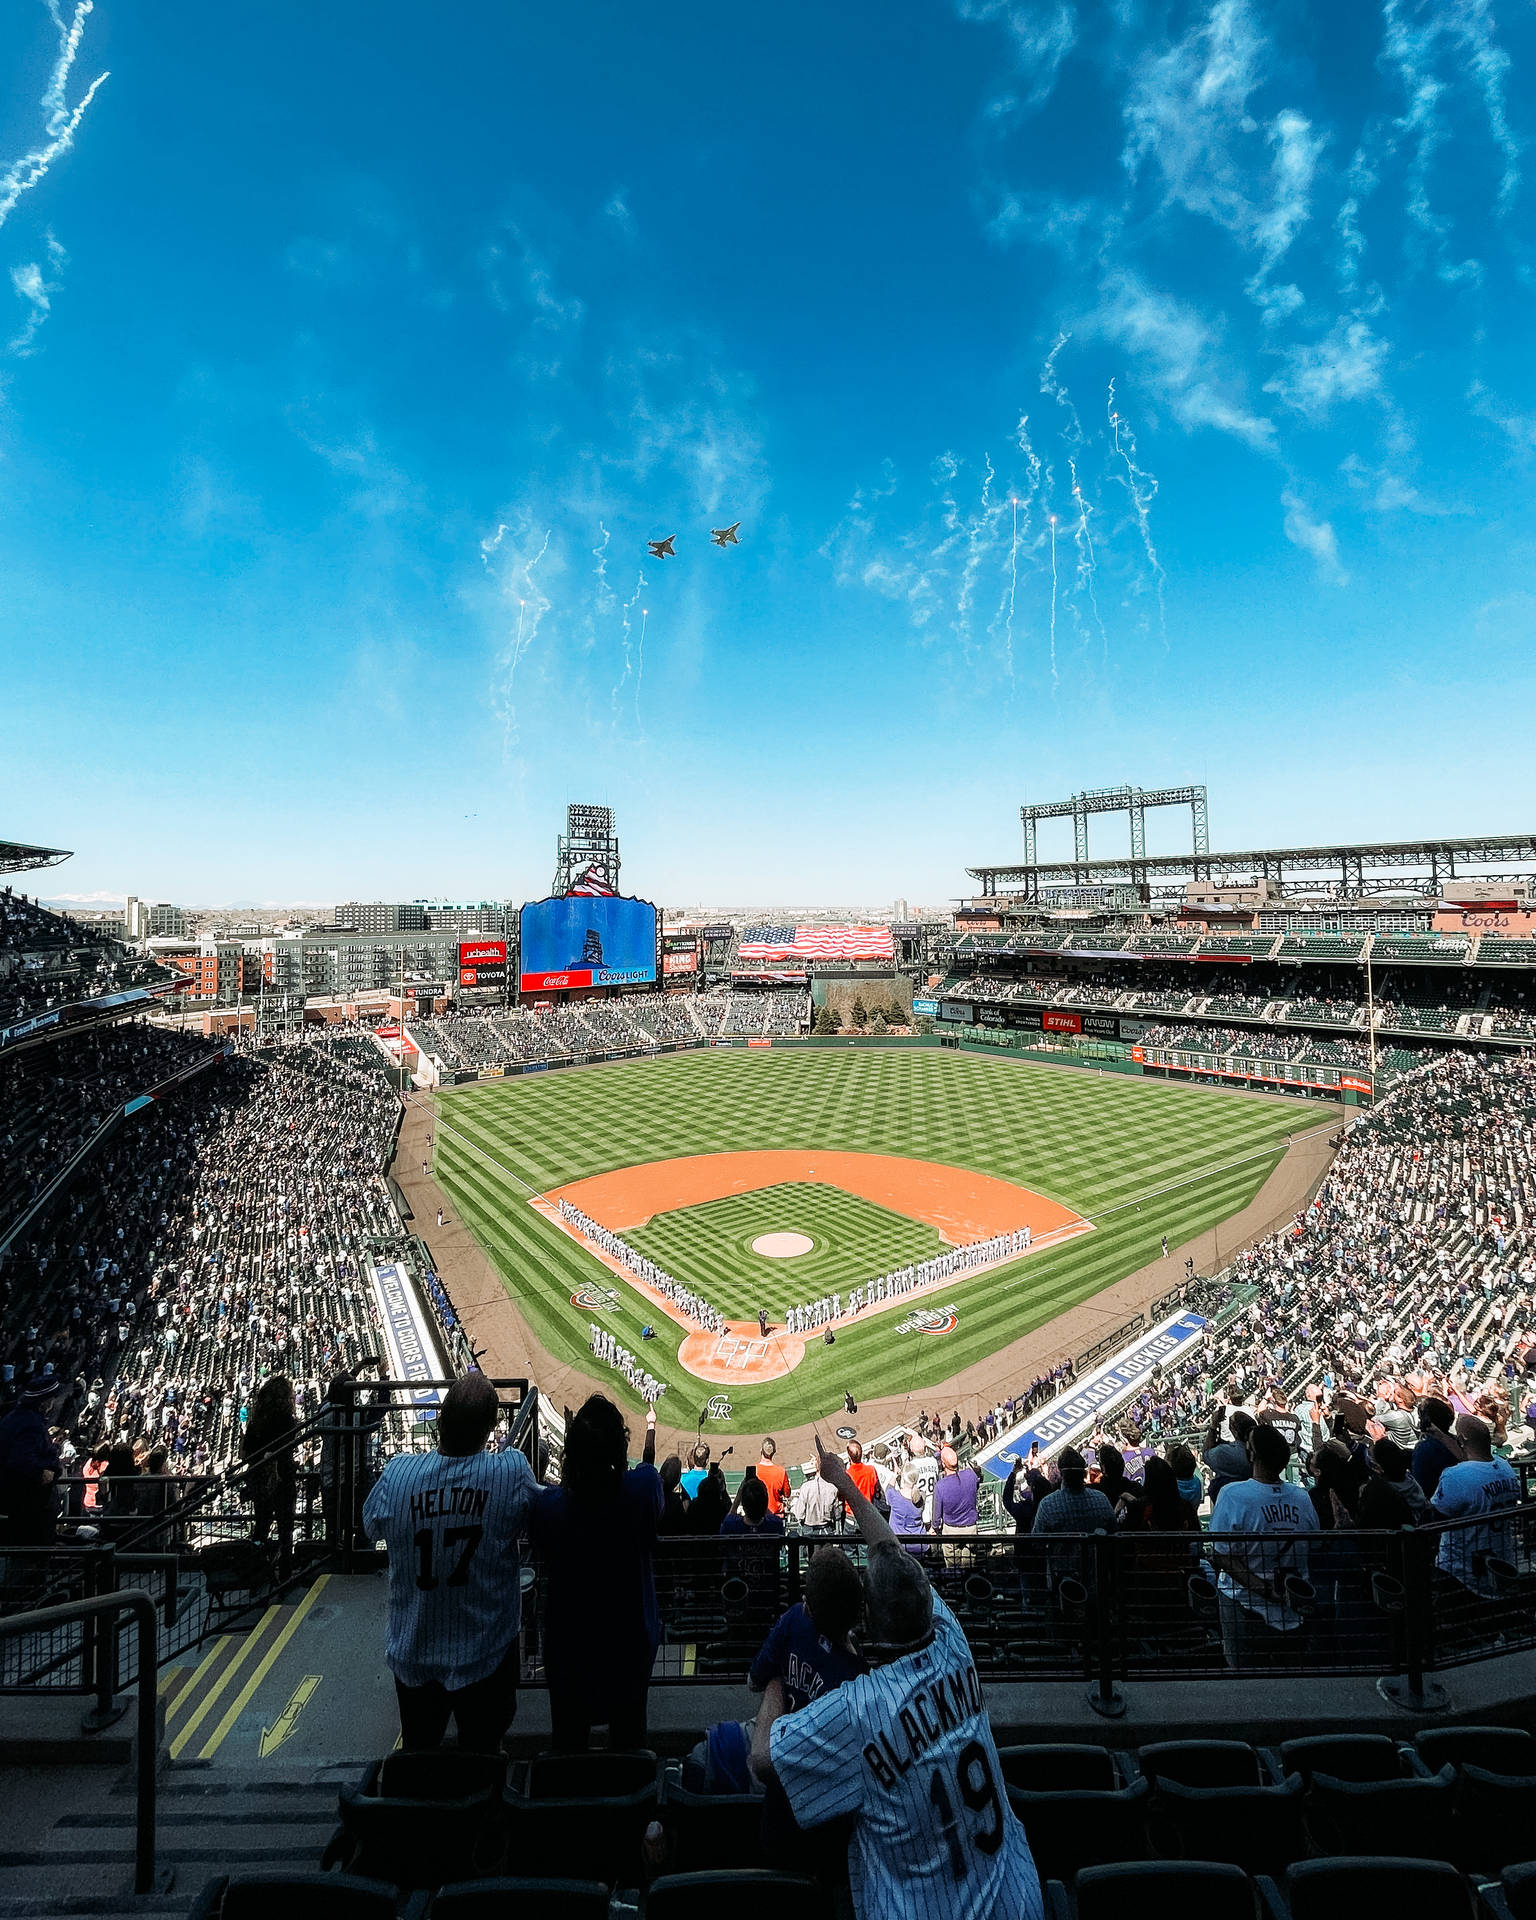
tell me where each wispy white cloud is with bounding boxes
[1090,270,1275,449]
[955,0,1078,122]
[1264,316,1388,419]
[1467,377,1536,457]
[8,231,65,354]
[0,1,108,234]
[1282,488,1347,583]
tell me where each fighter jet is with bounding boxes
[647,535,676,559]
[710,522,741,548]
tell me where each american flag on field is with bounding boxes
[737,924,895,961]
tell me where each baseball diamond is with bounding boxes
[431,1046,1308,1432]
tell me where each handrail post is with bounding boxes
[1087,1530,1126,1719]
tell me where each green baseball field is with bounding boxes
[432,1047,1310,1431]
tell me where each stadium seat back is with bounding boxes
[525,1748,660,1800]
[1502,1860,1536,1920]
[333,1786,505,1891]
[188,1872,397,1920]
[1414,1725,1536,1776]
[1138,1739,1265,1788]
[427,1877,612,1920]
[1150,1774,1305,1877]
[1005,1776,1150,1881]
[643,1869,830,1920]
[663,1777,767,1872]
[1283,1855,1477,1920]
[997,1743,1119,1792]
[1072,1859,1260,1920]
[1453,1765,1536,1873]
[379,1749,508,1800]
[504,1781,661,1887]
[1277,1734,1404,1783]
[1304,1766,1454,1861]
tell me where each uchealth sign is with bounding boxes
[459,939,507,989]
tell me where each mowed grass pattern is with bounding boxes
[432,1048,1310,1430]
[624,1183,947,1318]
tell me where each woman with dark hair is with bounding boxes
[530,1395,663,1751]
[1118,1456,1202,1639]
[99,1444,142,1538]
[242,1375,299,1576]
[656,1455,691,1535]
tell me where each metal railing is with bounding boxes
[0,1589,159,1893]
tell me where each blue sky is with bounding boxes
[3,0,1535,909]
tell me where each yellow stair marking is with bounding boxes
[168,1614,285,1759]
[257,1673,321,1757]
[198,1575,331,1760]
[163,1635,230,1735]
[682,1644,697,1677]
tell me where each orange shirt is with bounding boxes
[847,1460,881,1504]
[756,1460,790,1516]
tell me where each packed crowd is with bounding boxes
[558,1201,726,1332]
[0,888,174,1027]
[781,1226,1035,1333]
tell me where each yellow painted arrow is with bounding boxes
[257,1673,321,1758]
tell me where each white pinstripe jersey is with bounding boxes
[362,1446,536,1689]
[770,1592,1042,1920]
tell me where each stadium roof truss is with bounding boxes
[967,831,1536,904]
[0,839,72,875]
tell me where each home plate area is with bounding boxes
[538,1150,1090,1385]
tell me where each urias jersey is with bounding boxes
[363,1446,536,1689]
[770,1591,1042,1920]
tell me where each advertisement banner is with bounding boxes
[912,997,940,1016]
[458,939,507,990]
[747,1037,773,1048]
[1119,1019,1151,1041]
[939,1001,973,1024]
[369,1261,443,1414]
[1042,1009,1082,1033]
[701,923,735,941]
[977,1006,1007,1026]
[891,921,922,938]
[518,894,659,991]
[663,950,698,975]
[1006,1007,1043,1030]
[1081,1012,1119,1037]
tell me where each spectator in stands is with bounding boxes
[138,1445,174,1520]
[99,1443,143,1537]
[531,1394,663,1751]
[684,1457,731,1534]
[789,1456,842,1532]
[1356,1439,1429,1528]
[1411,1398,1466,1499]
[363,1373,536,1752]
[1030,1448,1115,1597]
[1120,1456,1200,1535]
[242,1374,299,1577]
[657,1454,690,1534]
[1203,1406,1255,1499]
[722,1472,784,1538]
[1167,1442,1204,1513]
[1095,1444,1139,1515]
[1433,1413,1519,1599]
[931,1443,980,1535]
[754,1437,1043,1920]
[1209,1425,1314,1669]
[681,1443,711,1498]
[755,1436,789,1518]
[0,1377,62,1545]
[905,1431,939,1516]
[887,1468,930,1551]
[843,1439,881,1507]
[749,1545,866,1880]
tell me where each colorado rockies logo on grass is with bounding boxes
[570,1280,620,1312]
[703,1393,733,1420]
[895,1304,959,1336]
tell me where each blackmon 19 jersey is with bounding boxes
[770,1591,1042,1920]
[363,1446,536,1689]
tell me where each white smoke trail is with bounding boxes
[613,569,645,715]
[481,525,551,753]
[0,1,109,233]
[1067,456,1107,661]
[1040,332,1085,444]
[1107,379,1166,645]
[592,521,613,614]
[1002,495,1019,688]
[634,606,648,730]
[955,452,1004,663]
[1047,514,1059,689]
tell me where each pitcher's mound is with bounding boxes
[751,1231,814,1258]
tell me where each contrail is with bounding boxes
[1040,332,1084,444]
[0,1,109,233]
[613,569,645,715]
[634,606,648,730]
[592,521,612,613]
[1108,378,1166,644]
[1068,456,1107,662]
[1047,513,1059,689]
[955,452,1002,663]
[1002,495,1019,688]
[481,526,550,753]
